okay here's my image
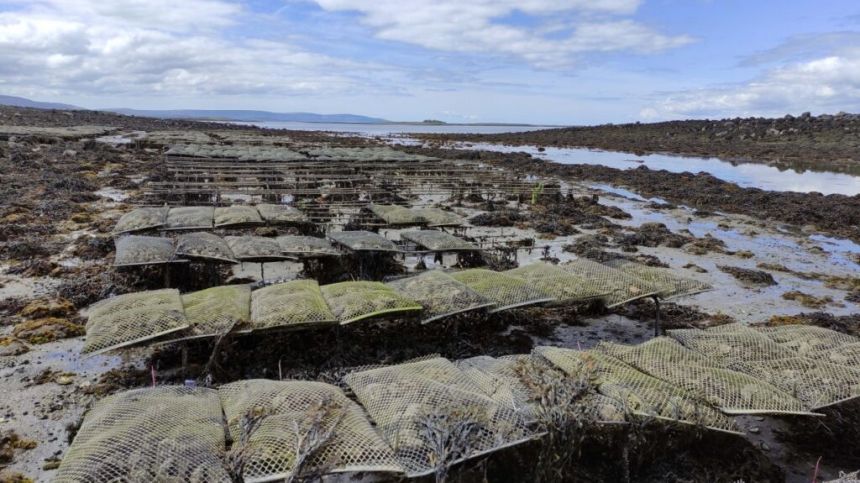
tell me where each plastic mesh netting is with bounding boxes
[368,205,422,225]
[218,380,403,482]
[595,338,812,415]
[669,325,798,363]
[456,354,627,424]
[55,386,230,483]
[603,259,712,299]
[757,325,859,356]
[535,346,738,433]
[225,236,289,261]
[113,207,168,234]
[400,230,478,252]
[449,268,554,312]
[177,285,251,340]
[308,146,435,162]
[83,289,188,355]
[113,235,175,267]
[670,325,860,409]
[256,204,308,224]
[413,208,464,227]
[344,357,536,477]
[175,232,238,263]
[250,280,336,331]
[321,281,423,324]
[506,262,611,304]
[165,206,215,230]
[559,259,661,308]
[811,341,860,366]
[328,230,400,252]
[167,144,307,161]
[214,205,263,228]
[732,356,860,410]
[386,271,493,324]
[275,236,340,258]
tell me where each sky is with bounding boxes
[0,0,858,124]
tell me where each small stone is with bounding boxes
[759,442,770,451]
[56,375,74,386]
[749,426,760,434]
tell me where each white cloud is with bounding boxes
[311,0,692,68]
[0,0,394,101]
[643,48,860,119]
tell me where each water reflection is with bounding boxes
[464,143,860,196]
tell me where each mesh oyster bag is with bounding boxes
[214,205,263,228]
[321,281,423,324]
[113,207,168,234]
[731,356,860,410]
[225,236,289,261]
[174,284,251,340]
[368,204,423,225]
[165,206,215,230]
[328,230,400,252]
[400,230,478,251]
[669,325,798,363]
[275,235,340,258]
[809,341,860,367]
[506,262,611,304]
[250,280,336,331]
[535,346,738,433]
[757,325,859,356]
[256,204,309,224]
[218,379,403,483]
[175,232,238,263]
[449,268,554,311]
[560,258,661,307]
[456,354,627,424]
[343,357,537,477]
[113,235,176,267]
[83,289,188,355]
[54,386,230,483]
[413,207,464,227]
[603,259,712,299]
[386,270,494,323]
[595,338,814,415]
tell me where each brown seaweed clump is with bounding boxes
[12,317,85,344]
[17,298,75,319]
[718,265,777,286]
[781,290,833,309]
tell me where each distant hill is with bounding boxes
[105,108,389,124]
[0,95,80,110]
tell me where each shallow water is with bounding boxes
[461,143,860,196]
[233,121,554,135]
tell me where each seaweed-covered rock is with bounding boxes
[12,318,85,344]
[18,298,75,319]
[718,265,777,286]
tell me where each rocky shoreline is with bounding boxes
[396,146,860,244]
[416,112,860,175]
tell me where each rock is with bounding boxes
[55,375,74,386]
[749,426,760,434]
[0,337,29,357]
